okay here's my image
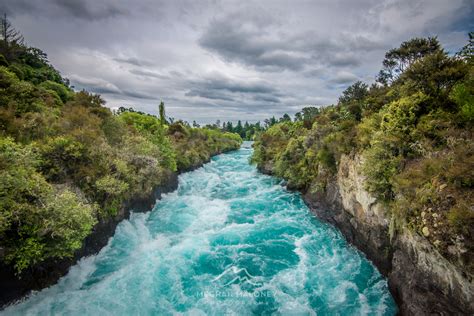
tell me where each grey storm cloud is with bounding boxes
[115,57,155,67]
[198,11,385,72]
[185,90,236,102]
[184,75,281,104]
[2,0,472,123]
[129,69,169,79]
[52,0,127,20]
[329,71,361,85]
[70,75,158,100]
[1,0,128,20]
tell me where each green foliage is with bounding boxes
[402,50,467,103]
[0,30,242,274]
[8,63,23,79]
[377,37,442,84]
[0,54,8,66]
[159,101,166,125]
[363,143,403,199]
[253,36,473,271]
[7,189,97,274]
[169,124,242,171]
[457,32,474,64]
[222,120,263,140]
[447,204,474,235]
[338,81,368,121]
[118,111,177,171]
[274,136,311,189]
[95,175,128,216]
[450,78,474,123]
[0,137,96,273]
[39,80,73,103]
[95,175,129,196]
[362,92,428,198]
[40,136,87,180]
[294,107,320,128]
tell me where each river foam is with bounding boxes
[3,141,397,315]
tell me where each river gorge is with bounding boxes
[3,143,397,315]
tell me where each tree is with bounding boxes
[235,120,243,136]
[294,112,302,122]
[457,32,473,64]
[377,37,441,85]
[280,113,291,122]
[0,14,23,46]
[159,100,166,125]
[338,81,368,120]
[0,14,24,60]
[295,107,320,128]
[402,50,467,104]
[264,116,277,128]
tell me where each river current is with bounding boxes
[4,142,397,315]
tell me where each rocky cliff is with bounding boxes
[303,154,473,315]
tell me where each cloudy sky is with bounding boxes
[1,0,472,123]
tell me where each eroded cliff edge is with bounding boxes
[262,154,473,315]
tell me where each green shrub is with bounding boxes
[447,204,474,235]
[0,138,96,273]
[39,80,73,103]
[451,82,474,123]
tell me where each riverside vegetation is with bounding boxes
[0,19,241,276]
[252,36,473,276]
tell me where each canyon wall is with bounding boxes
[303,154,473,315]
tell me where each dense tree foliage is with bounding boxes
[252,36,473,273]
[0,18,241,274]
[221,120,264,140]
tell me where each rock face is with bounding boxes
[0,170,179,308]
[304,153,473,315]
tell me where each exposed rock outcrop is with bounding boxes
[303,153,473,315]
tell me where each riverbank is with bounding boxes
[2,144,397,315]
[0,147,240,309]
[258,154,473,315]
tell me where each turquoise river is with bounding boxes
[3,142,397,315]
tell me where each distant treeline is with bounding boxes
[163,108,322,141]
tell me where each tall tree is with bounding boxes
[0,14,23,46]
[338,81,369,120]
[280,113,291,122]
[295,107,320,128]
[377,37,441,85]
[235,120,243,136]
[457,32,473,64]
[0,14,24,60]
[159,100,166,125]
